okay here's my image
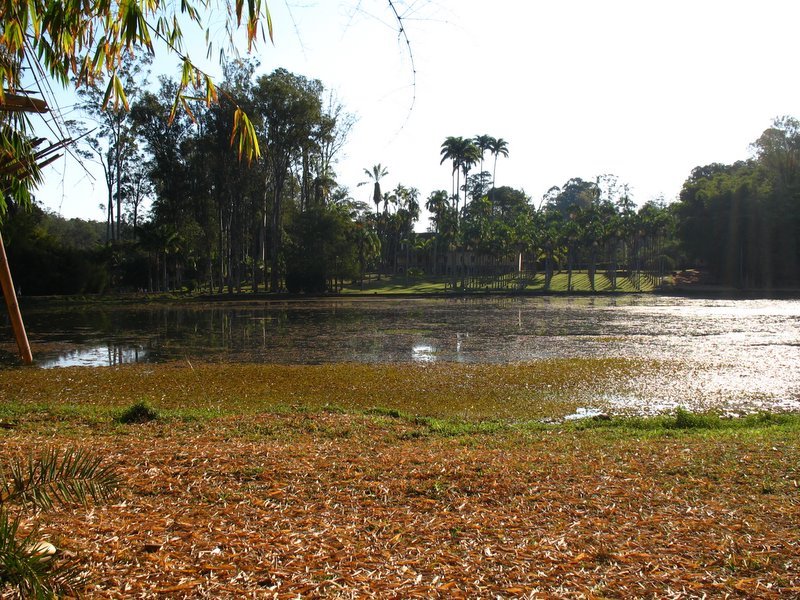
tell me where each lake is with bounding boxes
[2,295,799,415]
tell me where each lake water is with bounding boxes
[2,295,799,415]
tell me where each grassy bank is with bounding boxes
[12,271,660,310]
[2,362,800,597]
[340,271,658,295]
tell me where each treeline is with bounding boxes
[675,116,800,288]
[2,56,799,293]
[1,203,108,295]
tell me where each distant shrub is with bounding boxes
[116,401,159,424]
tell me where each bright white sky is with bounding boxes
[34,0,800,228]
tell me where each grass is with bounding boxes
[115,400,160,424]
[1,362,799,597]
[340,271,658,295]
[571,407,800,434]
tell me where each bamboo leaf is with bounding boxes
[179,95,196,122]
[180,57,193,88]
[229,107,260,162]
[265,2,274,43]
[91,37,107,70]
[204,75,217,105]
[168,91,181,125]
[100,76,114,110]
[113,72,129,111]
[27,0,41,38]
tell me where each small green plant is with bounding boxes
[116,400,159,424]
[0,448,120,598]
[674,407,702,429]
[366,407,403,419]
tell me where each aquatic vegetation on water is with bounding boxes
[5,296,799,415]
[0,358,655,421]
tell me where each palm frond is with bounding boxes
[1,448,120,512]
[0,509,80,599]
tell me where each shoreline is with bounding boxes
[12,284,800,309]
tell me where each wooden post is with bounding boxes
[0,231,32,364]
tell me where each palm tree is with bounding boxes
[577,204,605,291]
[488,137,509,188]
[459,142,481,211]
[439,136,480,218]
[426,190,449,276]
[561,215,581,292]
[358,164,389,216]
[439,136,465,201]
[473,134,495,177]
[353,219,381,289]
[540,208,563,291]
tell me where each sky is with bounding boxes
[32,0,800,228]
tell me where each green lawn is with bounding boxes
[340,271,660,294]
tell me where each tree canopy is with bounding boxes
[0,0,272,216]
[671,116,800,287]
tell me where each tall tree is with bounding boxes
[459,142,481,212]
[359,164,389,216]
[426,189,450,276]
[751,115,800,192]
[439,136,480,218]
[546,177,600,216]
[254,68,324,292]
[488,137,509,188]
[122,151,152,236]
[77,55,151,242]
[313,92,355,207]
[131,76,197,291]
[439,136,463,200]
[473,134,495,178]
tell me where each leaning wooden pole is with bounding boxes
[0,231,32,364]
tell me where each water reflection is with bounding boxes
[39,344,148,368]
[563,407,605,420]
[412,344,436,363]
[3,296,800,415]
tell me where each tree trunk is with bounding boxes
[609,240,618,290]
[270,190,282,293]
[567,245,573,292]
[261,195,268,290]
[432,234,438,277]
[0,232,32,364]
[545,246,553,290]
[218,207,225,295]
[162,252,168,292]
[115,153,122,241]
[107,186,114,244]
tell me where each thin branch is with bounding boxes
[387,0,417,117]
